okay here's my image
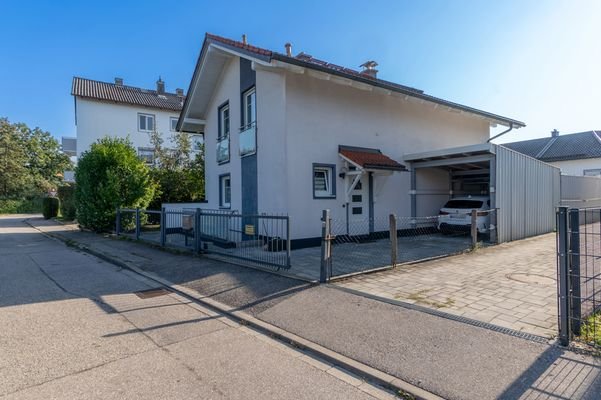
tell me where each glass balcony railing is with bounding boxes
[216,135,229,164]
[239,121,256,156]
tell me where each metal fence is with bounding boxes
[319,208,498,281]
[557,207,601,351]
[116,208,291,270]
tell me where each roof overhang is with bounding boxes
[339,145,406,172]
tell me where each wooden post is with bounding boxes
[389,214,397,267]
[471,209,478,248]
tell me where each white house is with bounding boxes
[70,77,203,165]
[504,130,601,176]
[176,33,561,247]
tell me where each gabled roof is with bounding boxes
[72,77,185,112]
[339,145,406,171]
[179,33,525,131]
[504,131,601,162]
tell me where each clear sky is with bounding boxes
[1,0,599,143]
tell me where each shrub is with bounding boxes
[0,197,43,214]
[75,137,157,232]
[57,184,76,220]
[42,197,59,219]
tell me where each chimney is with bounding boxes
[176,88,184,97]
[360,61,378,78]
[114,77,123,86]
[156,76,165,94]
[551,129,559,137]
[242,34,247,45]
[285,42,292,57]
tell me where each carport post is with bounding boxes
[389,214,397,266]
[569,209,581,335]
[320,209,332,283]
[557,207,571,346]
[470,209,478,248]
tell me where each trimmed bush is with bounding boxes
[0,197,43,214]
[75,137,157,232]
[57,184,76,220]
[42,197,59,219]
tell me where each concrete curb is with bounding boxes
[26,220,443,400]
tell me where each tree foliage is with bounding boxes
[0,117,72,198]
[75,136,157,232]
[148,131,205,209]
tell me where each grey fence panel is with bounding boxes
[561,175,601,208]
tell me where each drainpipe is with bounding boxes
[487,122,514,143]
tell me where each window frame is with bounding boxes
[218,102,230,140]
[312,163,336,199]
[219,174,232,209]
[242,87,256,129]
[138,113,155,132]
[169,117,178,132]
[137,147,154,165]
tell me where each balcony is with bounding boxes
[216,135,229,164]
[239,121,256,156]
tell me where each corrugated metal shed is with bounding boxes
[495,145,560,242]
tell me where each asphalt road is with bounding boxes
[0,216,392,400]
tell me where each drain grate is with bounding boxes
[134,288,170,299]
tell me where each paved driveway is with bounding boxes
[336,233,558,338]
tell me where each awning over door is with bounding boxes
[339,145,406,171]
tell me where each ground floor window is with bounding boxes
[220,174,231,208]
[137,147,154,165]
[313,163,336,198]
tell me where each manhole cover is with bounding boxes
[506,273,556,286]
[134,288,170,299]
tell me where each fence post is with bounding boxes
[286,216,292,268]
[320,209,331,283]
[160,207,166,247]
[569,208,581,336]
[471,209,478,248]
[195,208,202,253]
[115,208,121,236]
[557,207,571,346]
[135,208,141,240]
[389,214,397,267]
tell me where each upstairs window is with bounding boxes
[242,87,256,128]
[170,117,178,132]
[218,103,230,139]
[313,164,336,199]
[138,113,155,132]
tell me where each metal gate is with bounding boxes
[556,207,601,350]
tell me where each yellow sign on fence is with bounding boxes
[244,224,255,235]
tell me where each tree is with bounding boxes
[148,131,205,209]
[75,136,157,232]
[0,118,71,199]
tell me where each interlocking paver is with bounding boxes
[336,233,558,338]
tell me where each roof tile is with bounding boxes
[339,146,405,171]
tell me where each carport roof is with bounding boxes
[403,143,495,169]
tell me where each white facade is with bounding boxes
[74,98,202,160]
[550,158,601,176]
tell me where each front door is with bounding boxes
[348,178,370,234]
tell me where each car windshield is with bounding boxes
[443,200,483,209]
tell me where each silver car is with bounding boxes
[438,196,491,234]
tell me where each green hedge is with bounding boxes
[42,197,60,219]
[0,198,43,214]
[57,184,76,221]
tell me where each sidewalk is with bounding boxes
[30,218,601,400]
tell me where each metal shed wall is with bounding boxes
[495,145,560,243]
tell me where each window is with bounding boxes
[352,207,363,215]
[138,113,155,132]
[170,117,178,132]
[218,103,230,139]
[313,164,336,198]
[190,134,203,152]
[584,169,601,177]
[220,174,231,208]
[352,194,362,202]
[443,199,484,209]
[138,147,154,165]
[242,87,256,128]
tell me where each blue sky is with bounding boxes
[1,0,599,143]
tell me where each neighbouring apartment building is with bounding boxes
[66,76,203,179]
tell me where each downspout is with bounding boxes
[487,122,513,143]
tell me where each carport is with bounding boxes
[404,143,561,243]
